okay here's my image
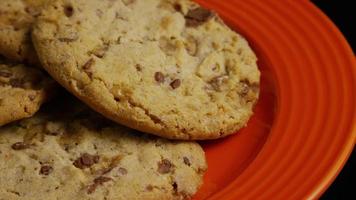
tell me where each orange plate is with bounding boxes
[193,0,356,199]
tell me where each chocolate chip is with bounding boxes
[170,79,181,89]
[40,165,53,175]
[146,185,154,191]
[185,7,214,27]
[9,78,24,88]
[73,153,100,169]
[114,96,121,102]
[239,81,259,103]
[173,3,182,12]
[0,71,12,78]
[64,5,74,17]
[118,167,127,175]
[82,58,95,70]
[92,46,109,58]
[11,142,30,150]
[154,72,165,83]
[87,176,113,194]
[135,64,142,71]
[172,181,178,193]
[28,94,36,101]
[149,114,162,124]
[83,154,99,165]
[94,176,112,184]
[82,58,95,77]
[87,184,97,194]
[98,167,114,175]
[183,157,191,166]
[240,82,250,96]
[208,75,228,91]
[157,159,173,174]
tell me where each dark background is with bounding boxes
[311,0,355,199]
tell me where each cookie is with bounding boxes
[0,58,54,126]
[32,0,260,140]
[0,0,49,64]
[0,102,207,200]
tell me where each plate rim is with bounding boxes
[194,0,356,199]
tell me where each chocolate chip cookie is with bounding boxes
[0,58,55,126]
[32,0,260,140]
[0,102,207,199]
[0,0,49,65]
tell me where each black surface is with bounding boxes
[312,0,354,49]
[311,0,355,199]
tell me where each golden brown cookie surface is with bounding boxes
[0,103,207,199]
[0,0,50,64]
[0,59,54,126]
[32,0,260,140]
